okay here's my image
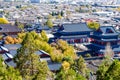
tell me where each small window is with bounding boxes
[105,28,114,33]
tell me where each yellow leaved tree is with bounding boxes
[0,18,9,24]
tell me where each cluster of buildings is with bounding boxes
[51,22,120,57]
[0,1,120,74]
[0,2,120,56]
[0,0,120,4]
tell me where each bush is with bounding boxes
[85,53,91,58]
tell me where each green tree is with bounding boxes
[56,68,86,80]
[85,53,91,58]
[2,67,22,80]
[104,60,120,80]
[57,14,62,19]
[87,22,100,30]
[46,19,54,28]
[96,42,114,80]
[56,39,77,60]
[51,11,55,16]
[74,56,90,78]
[14,32,51,80]
[96,58,112,80]
[60,11,64,16]
[56,60,86,80]
[41,30,49,42]
[97,60,120,80]
[18,23,24,32]
[0,56,22,80]
[50,39,77,63]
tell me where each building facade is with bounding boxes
[89,26,120,56]
[53,23,92,44]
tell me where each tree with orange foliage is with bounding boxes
[5,36,22,44]
[5,36,14,44]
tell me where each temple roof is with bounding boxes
[0,24,21,33]
[96,26,118,36]
[59,23,92,33]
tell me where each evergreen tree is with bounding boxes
[73,56,90,79]
[57,14,62,19]
[0,56,22,80]
[97,60,120,80]
[41,30,49,42]
[60,11,64,16]
[56,61,86,80]
[104,60,120,80]
[14,32,51,80]
[46,19,53,28]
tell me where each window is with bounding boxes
[105,28,114,33]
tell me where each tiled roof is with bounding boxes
[0,24,21,33]
[60,23,92,32]
[99,26,118,35]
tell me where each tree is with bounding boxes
[87,22,100,30]
[2,67,22,80]
[51,11,55,16]
[5,36,14,44]
[50,39,77,63]
[104,60,120,80]
[17,32,26,40]
[18,23,24,32]
[60,11,64,16]
[56,68,86,80]
[0,56,22,80]
[56,60,86,80]
[46,19,53,28]
[85,53,91,58]
[48,14,53,19]
[14,32,51,80]
[97,60,120,80]
[75,56,89,78]
[5,36,22,44]
[104,42,114,59]
[96,42,114,80]
[0,18,9,24]
[96,57,112,80]
[51,47,63,62]
[57,14,62,19]
[56,39,77,60]
[96,61,110,80]
[41,30,49,42]
[62,61,70,70]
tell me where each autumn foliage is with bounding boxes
[5,36,22,44]
[0,18,9,24]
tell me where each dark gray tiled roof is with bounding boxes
[0,24,21,33]
[48,63,61,71]
[5,60,16,67]
[62,23,92,32]
[4,44,21,50]
[100,26,118,35]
